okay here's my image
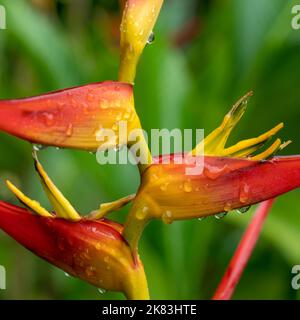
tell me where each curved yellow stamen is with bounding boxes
[223,123,284,157]
[6,180,53,218]
[190,92,252,156]
[87,194,136,220]
[33,152,81,221]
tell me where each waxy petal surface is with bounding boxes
[0,201,148,299]
[133,155,300,222]
[0,81,140,151]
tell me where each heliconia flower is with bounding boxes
[119,0,164,83]
[123,154,300,250]
[0,81,141,152]
[122,93,298,250]
[0,154,147,299]
[0,201,149,300]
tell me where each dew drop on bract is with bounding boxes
[162,210,173,224]
[204,164,228,180]
[64,272,70,278]
[160,183,169,191]
[239,183,250,204]
[98,288,106,294]
[214,212,227,220]
[236,206,251,215]
[136,206,148,220]
[66,124,73,137]
[147,31,155,44]
[32,144,47,152]
[183,180,192,193]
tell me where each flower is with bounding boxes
[0,81,141,152]
[122,93,299,251]
[0,201,148,300]
[0,153,148,299]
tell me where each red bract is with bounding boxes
[133,155,300,221]
[0,81,139,151]
[0,201,149,300]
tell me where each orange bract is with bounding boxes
[0,81,140,151]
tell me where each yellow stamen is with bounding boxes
[6,180,53,218]
[251,139,282,161]
[87,194,135,220]
[190,92,252,156]
[223,123,284,157]
[33,152,81,221]
[190,92,288,162]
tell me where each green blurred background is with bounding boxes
[0,0,300,299]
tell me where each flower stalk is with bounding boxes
[213,199,275,300]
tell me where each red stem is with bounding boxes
[212,198,275,300]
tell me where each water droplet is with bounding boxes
[66,124,73,137]
[142,206,149,215]
[160,182,169,191]
[100,99,109,109]
[112,123,118,131]
[136,206,148,220]
[32,144,45,152]
[236,206,251,215]
[204,164,228,180]
[86,266,95,277]
[224,202,232,212]
[214,212,227,220]
[152,173,159,181]
[183,180,192,193]
[116,112,122,121]
[64,272,70,277]
[98,288,106,294]
[147,31,155,44]
[162,210,173,224]
[123,112,131,120]
[87,93,94,102]
[42,112,54,126]
[239,183,250,204]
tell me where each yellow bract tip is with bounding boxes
[251,138,282,160]
[6,180,53,218]
[33,153,81,222]
[87,194,136,220]
[119,0,164,83]
[190,92,289,161]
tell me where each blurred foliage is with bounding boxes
[0,0,300,300]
